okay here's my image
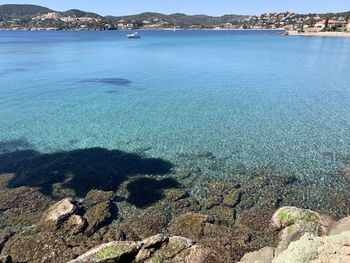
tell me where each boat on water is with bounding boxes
[127,32,141,39]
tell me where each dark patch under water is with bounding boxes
[105,90,120,94]
[81,78,132,86]
[0,142,173,198]
[126,177,180,208]
[0,139,34,154]
[0,68,28,76]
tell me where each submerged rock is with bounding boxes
[170,213,208,240]
[2,233,70,263]
[84,190,116,208]
[0,230,12,254]
[201,223,252,262]
[84,201,114,235]
[209,206,236,226]
[202,195,223,210]
[338,168,350,181]
[163,188,188,202]
[222,189,241,208]
[120,210,168,240]
[0,186,51,213]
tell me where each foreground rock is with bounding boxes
[40,198,77,230]
[273,231,350,263]
[239,247,276,263]
[84,201,114,235]
[327,216,350,235]
[239,207,350,263]
[84,190,116,208]
[240,231,350,263]
[271,206,332,250]
[68,234,213,263]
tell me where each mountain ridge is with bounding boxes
[0,4,244,22]
[0,4,349,30]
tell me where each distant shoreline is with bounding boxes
[0,28,285,32]
[288,30,350,38]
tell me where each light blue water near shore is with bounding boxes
[1,30,350,187]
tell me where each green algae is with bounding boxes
[278,208,319,227]
[303,211,319,223]
[158,242,184,258]
[95,245,130,261]
[277,209,295,226]
[148,257,163,263]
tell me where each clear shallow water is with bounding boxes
[1,30,350,186]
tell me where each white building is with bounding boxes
[314,20,325,30]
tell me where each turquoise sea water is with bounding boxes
[1,30,350,189]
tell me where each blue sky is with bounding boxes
[1,1,350,16]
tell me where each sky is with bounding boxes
[1,1,350,16]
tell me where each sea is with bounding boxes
[1,30,350,210]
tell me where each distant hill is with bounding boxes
[0,4,53,19]
[0,4,101,19]
[115,12,244,27]
[0,4,348,30]
[62,9,101,19]
[0,4,244,25]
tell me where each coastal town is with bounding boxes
[0,4,349,34]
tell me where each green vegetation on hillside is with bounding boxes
[0,4,349,30]
[0,4,53,19]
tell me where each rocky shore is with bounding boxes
[0,168,349,262]
[1,145,350,262]
[1,190,349,263]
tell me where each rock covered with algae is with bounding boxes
[239,207,350,263]
[271,206,333,250]
[68,234,213,263]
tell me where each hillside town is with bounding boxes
[0,8,349,32]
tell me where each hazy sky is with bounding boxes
[1,1,350,16]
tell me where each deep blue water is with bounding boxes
[1,30,350,188]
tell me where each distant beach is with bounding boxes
[288,30,350,38]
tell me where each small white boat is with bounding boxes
[127,32,141,39]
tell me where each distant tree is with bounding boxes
[305,17,316,27]
[325,17,329,28]
[346,15,350,22]
[135,21,143,28]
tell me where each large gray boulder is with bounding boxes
[327,216,350,235]
[272,231,350,263]
[68,234,212,263]
[239,247,276,263]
